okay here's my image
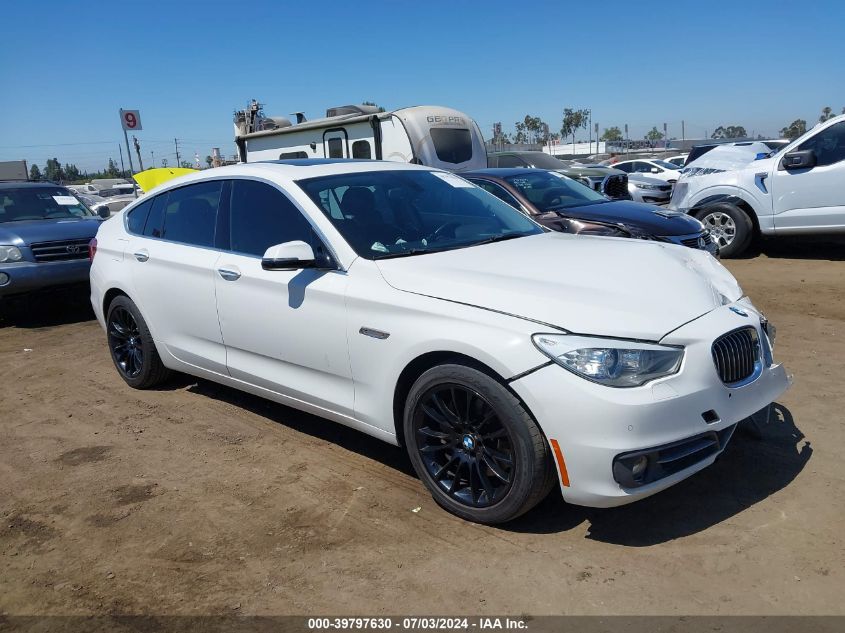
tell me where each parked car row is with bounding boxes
[87,159,788,524]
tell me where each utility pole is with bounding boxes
[663,122,668,149]
[624,124,629,155]
[151,150,155,168]
[681,120,685,145]
[118,145,126,178]
[174,138,181,168]
[133,136,144,171]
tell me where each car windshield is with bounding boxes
[297,170,543,259]
[503,171,607,211]
[0,187,94,222]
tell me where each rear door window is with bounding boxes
[159,181,222,247]
[125,199,152,234]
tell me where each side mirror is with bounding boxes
[96,207,110,219]
[261,240,316,271]
[650,167,660,173]
[781,149,816,170]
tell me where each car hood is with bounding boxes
[685,144,772,171]
[0,216,103,246]
[375,232,741,340]
[554,200,703,236]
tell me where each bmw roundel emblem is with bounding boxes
[729,306,749,317]
[462,435,475,450]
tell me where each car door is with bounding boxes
[213,178,354,418]
[124,180,227,373]
[770,120,845,231]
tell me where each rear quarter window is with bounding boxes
[125,199,152,234]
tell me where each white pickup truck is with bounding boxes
[669,114,845,257]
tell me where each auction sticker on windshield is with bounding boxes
[432,172,474,187]
[52,196,80,205]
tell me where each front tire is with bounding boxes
[403,364,554,524]
[106,295,171,389]
[695,202,754,258]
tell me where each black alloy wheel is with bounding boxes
[105,295,171,389]
[413,384,514,507]
[404,363,555,524]
[108,305,144,378]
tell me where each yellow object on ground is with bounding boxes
[132,168,197,193]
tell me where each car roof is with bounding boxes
[0,181,65,190]
[133,159,436,199]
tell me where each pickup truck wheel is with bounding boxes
[696,203,753,258]
[106,296,171,389]
[403,364,554,524]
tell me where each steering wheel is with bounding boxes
[542,188,566,208]
[426,221,461,243]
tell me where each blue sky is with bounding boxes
[1,0,843,172]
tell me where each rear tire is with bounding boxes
[403,363,555,524]
[106,295,171,389]
[695,202,754,258]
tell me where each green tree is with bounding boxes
[105,158,121,178]
[600,126,623,141]
[362,100,386,113]
[780,119,807,140]
[180,161,193,169]
[711,125,747,139]
[44,158,64,182]
[64,164,82,182]
[205,155,213,168]
[645,126,665,144]
[29,164,41,181]
[560,108,589,147]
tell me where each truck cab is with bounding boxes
[669,114,845,257]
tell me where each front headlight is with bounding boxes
[0,245,23,263]
[532,334,684,387]
[633,182,662,190]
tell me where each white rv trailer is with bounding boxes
[234,101,487,172]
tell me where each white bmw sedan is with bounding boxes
[90,160,790,524]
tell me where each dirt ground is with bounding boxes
[1,236,843,617]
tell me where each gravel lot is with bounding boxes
[1,237,843,617]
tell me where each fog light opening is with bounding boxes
[0,272,9,286]
[631,455,648,481]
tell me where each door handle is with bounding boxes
[217,267,241,281]
[133,249,149,262]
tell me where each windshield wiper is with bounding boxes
[470,232,526,246]
[372,248,438,260]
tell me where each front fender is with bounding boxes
[685,182,773,233]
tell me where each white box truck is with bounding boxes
[234,101,487,172]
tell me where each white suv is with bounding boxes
[669,115,845,257]
[89,160,789,523]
